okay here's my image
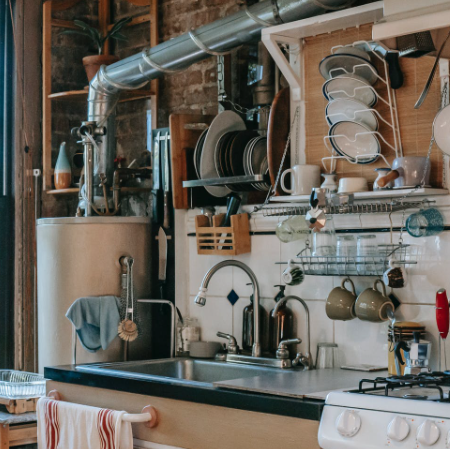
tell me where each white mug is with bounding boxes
[280,165,321,195]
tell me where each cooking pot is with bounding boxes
[376,157,430,189]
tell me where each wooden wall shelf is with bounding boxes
[43,0,159,192]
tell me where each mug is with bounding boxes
[338,177,368,194]
[280,165,321,195]
[326,278,357,321]
[355,279,394,322]
[383,260,407,288]
[282,259,304,286]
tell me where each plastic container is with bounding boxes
[0,370,47,399]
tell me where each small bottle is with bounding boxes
[269,285,294,355]
[181,317,201,353]
[54,142,72,189]
[242,284,267,353]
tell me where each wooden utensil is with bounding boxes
[267,88,290,195]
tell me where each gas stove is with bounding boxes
[319,372,450,449]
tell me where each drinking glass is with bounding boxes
[406,208,444,237]
[357,234,378,275]
[336,235,356,257]
[315,343,338,369]
[312,216,337,256]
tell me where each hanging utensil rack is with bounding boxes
[277,244,417,276]
[262,199,434,217]
[322,40,402,171]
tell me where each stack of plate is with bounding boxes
[193,111,270,197]
[320,46,381,164]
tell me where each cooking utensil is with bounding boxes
[152,131,162,224]
[267,87,290,195]
[397,32,435,58]
[158,227,168,299]
[118,257,139,342]
[436,288,449,371]
[163,131,171,229]
[218,193,241,250]
[415,29,450,109]
[367,42,403,89]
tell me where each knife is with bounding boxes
[158,226,168,299]
[163,131,171,230]
[152,132,162,224]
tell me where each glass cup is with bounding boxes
[315,343,338,369]
[312,216,337,256]
[336,235,356,257]
[357,234,378,275]
[406,208,444,237]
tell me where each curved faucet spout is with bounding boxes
[272,295,313,370]
[194,260,261,357]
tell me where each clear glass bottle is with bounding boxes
[180,317,201,354]
[276,215,310,243]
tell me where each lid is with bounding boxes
[394,321,425,329]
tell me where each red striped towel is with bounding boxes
[37,398,133,449]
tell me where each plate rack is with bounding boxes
[261,199,433,217]
[277,244,417,277]
[322,40,402,172]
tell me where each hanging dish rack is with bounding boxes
[262,199,434,217]
[322,40,402,172]
[277,244,417,277]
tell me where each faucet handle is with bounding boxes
[217,332,239,354]
[276,338,302,360]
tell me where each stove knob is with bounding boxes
[417,419,440,446]
[387,416,410,442]
[336,410,361,438]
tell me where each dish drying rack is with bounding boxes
[322,40,402,171]
[278,244,417,277]
[261,199,433,217]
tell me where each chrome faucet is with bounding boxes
[194,260,261,357]
[272,295,313,370]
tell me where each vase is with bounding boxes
[83,54,119,82]
[54,142,72,190]
[320,173,338,193]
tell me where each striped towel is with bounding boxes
[37,397,133,449]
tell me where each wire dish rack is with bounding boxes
[278,244,417,276]
[0,370,47,399]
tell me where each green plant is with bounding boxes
[60,17,132,55]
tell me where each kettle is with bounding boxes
[394,331,431,375]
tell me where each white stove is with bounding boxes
[319,373,450,448]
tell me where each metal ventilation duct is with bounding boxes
[88,0,356,125]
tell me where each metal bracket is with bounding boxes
[141,50,183,75]
[188,30,241,56]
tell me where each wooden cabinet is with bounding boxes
[47,380,321,449]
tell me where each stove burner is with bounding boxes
[403,394,428,400]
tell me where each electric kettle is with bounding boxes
[394,331,431,375]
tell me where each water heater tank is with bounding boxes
[36,217,151,374]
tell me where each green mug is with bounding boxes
[326,278,357,321]
[355,279,394,322]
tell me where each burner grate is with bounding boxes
[355,372,450,401]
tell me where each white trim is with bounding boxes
[133,439,186,449]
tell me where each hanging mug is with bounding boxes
[383,260,407,289]
[326,278,357,321]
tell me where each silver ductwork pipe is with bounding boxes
[82,0,356,214]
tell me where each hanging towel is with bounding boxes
[66,296,121,352]
[37,397,133,449]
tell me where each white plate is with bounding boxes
[329,121,380,164]
[326,98,378,131]
[433,105,450,156]
[194,128,208,179]
[319,53,379,85]
[334,46,371,62]
[323,75,377,107]
[200,111,246,197]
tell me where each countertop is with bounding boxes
[45,364,388,422]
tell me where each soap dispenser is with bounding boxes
[242,283,267,352]
[269,285,293,354]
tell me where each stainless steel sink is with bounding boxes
[76,358,285,386]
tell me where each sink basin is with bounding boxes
[76,358,285,386]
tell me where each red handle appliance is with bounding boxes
[436,288,450,339]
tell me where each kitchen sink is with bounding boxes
[76,358,286,386]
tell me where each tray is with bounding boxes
[0,370,47,399]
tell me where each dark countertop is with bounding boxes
[44,364,388,422]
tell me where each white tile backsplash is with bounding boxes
[177,210,450,370]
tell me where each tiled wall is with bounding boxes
[176,210,449,371]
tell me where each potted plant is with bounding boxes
[60,17,132,81]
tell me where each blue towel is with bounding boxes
[66,296,121,353]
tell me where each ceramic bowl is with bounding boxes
[329,121,380,164]
[322,75,378,107]
[326,98,378,131]
[338,177,368,194]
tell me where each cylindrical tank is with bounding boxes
[36,217,151,373]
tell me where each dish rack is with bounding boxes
[195,213,251,255]
[279,244,417,277]
[0,370,46,399]
[322,40,402,171]
[261,199,431,217]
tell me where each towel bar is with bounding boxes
[47,390,158,428]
